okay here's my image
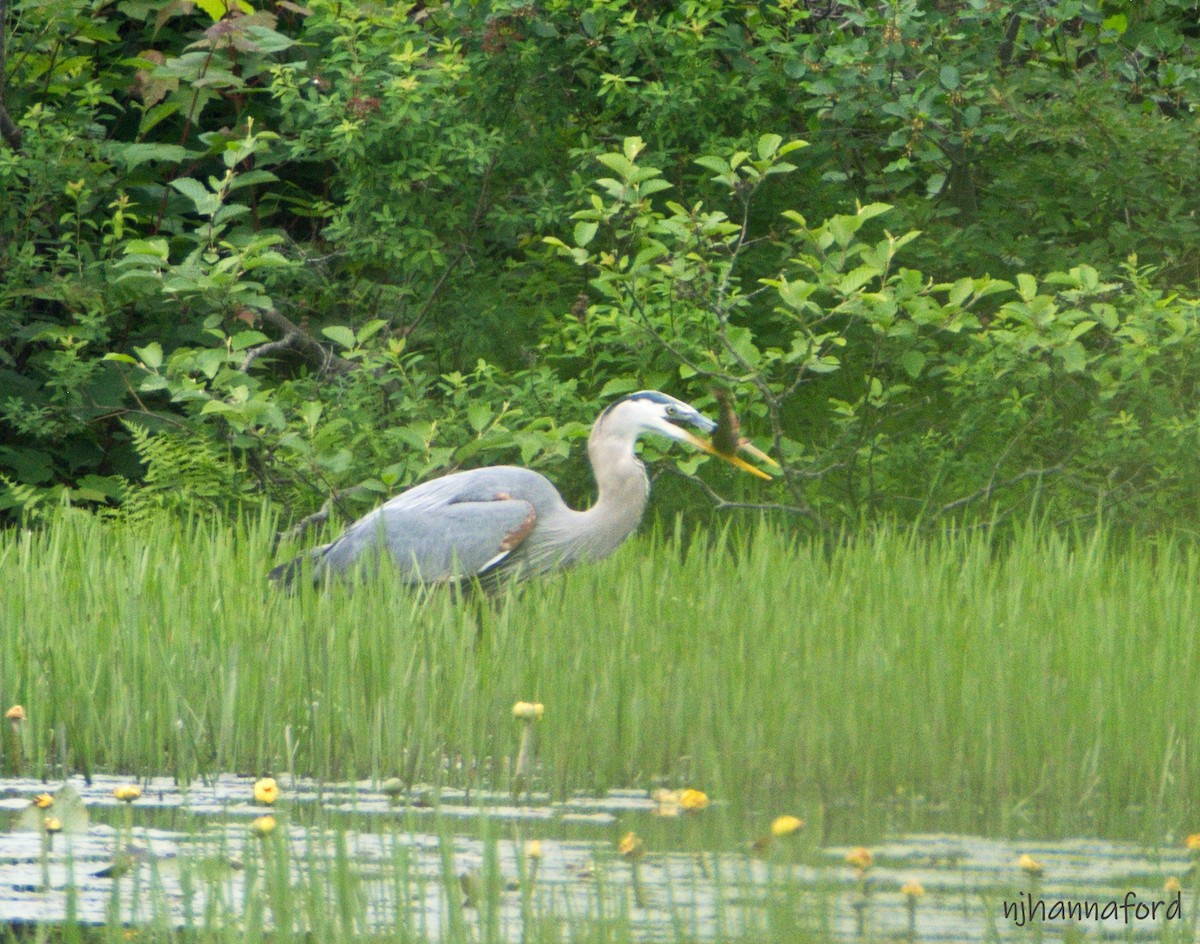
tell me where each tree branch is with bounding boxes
[276,483,374,544]
[240,308,358,375]
[401,152,497,338]
[936,463,1066,516]
[662,466,819,523]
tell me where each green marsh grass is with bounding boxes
[1,511,1198,839]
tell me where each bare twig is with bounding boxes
[276,483,375,543]
[662,466,819,523]
[402,153,498,338]
[240,308,357,375]
[937,463,1066,516]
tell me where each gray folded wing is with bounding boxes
[315,472,543,583]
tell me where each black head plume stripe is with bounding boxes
[600,390,681,416]
[600,390,716,432]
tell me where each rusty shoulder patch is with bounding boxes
[497,497,537,552]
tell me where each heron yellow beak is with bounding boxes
[680,430,778,481]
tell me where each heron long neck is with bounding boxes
[576,426,650,560]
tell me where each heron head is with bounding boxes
[600,391,776,480]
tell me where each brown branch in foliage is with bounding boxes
[401,153,497,338]
[662,466,819,523]
[0,0,23,151]
[998,12,1022,71]
[936,464,1066,516]
[276,483,373,544]
[240,308,357,375]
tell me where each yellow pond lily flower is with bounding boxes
[679,788,709,812]
[5,705,25,722]
[1186,833,1200,851]
[525,839,543,861]
[1016,853,1043,875]
[254,777,280,805]
[33,794,54,810]
[113,785,142,803]
[1165,876,1182,893]
[44,817,63,834]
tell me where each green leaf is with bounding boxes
[694,155,730,174]
[242,24,295,52]
[227,169,280,191]
[596,152,636,180]
[857,203,893,221]
[357,319,388,343]
[899,349,926,379]
[756,133,783,160]
[170,177,213,212]
[322,326,356,349]
[939,65,960,89]
[467,401,491,433]
[638,178,672,196]
[138,102,183,136]
[195,0,232,20]
[299,401,322,428]
[122,238,170,260]
[1068,320,1098,341]
[574,221,599,246]
[230,330,269,351]
[1058,340,1088,373]
[599,377,638,398]
[134,342,163,369]
[1017,273,1038,302]
[839,265,879,294]
[117,143,191,170]
[948,278,974,306]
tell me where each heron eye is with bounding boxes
[665,406,676,416]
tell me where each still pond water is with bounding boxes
[0,774,1192,942]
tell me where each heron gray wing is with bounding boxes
[316,470,547,583]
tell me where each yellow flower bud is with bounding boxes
[33,794,54,810]
[251,815,277,836]
[901,879,925,898]
[771,815,804,837]
[1016,853,1043,875]
[44,817,63,834]
[525,840,542,860]
[1165,876,1182,893]
[512,702,544,722]
[5,705,25,722]
[113,785,142,803]
[679,788,709,812]
[618,832,644,860]
[845,847,874,870]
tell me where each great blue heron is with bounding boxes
[270,390,775,587]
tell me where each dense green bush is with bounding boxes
[2,0,1199,532]
[548,136,1200,529]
